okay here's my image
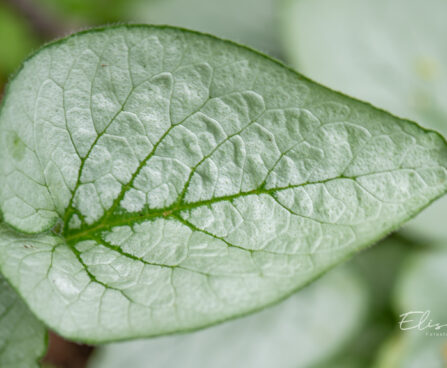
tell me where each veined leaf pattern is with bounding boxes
[0,26,446,341]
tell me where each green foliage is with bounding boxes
[0,4,38,86]
[0,274,46,368]
[374,247,447,367]
[89,267,367,368]
[395,247,447,327]
[310,237,411,368]
[35,0,132,23]
[0,25,446,343]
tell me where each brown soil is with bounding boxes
[42,332,94,368]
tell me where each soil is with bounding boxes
[42,332,94,368]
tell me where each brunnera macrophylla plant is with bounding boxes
[0,25,446,362]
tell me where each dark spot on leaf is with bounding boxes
[7,131,26,160]
[52,222,63,235]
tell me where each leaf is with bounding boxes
[327,237,409,367]
[311,236,411,368]
[88,266,367,368]
[374,332,447,368]
[352,236,408,311]
[374,247,447,368]
[279,0,447,241]
[394,247,447,324]
[0,3,38,85]
[0,273,47,368]
[35,0,135,24]
[0,25,446,342]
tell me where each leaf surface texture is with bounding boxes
[0,25,446,341]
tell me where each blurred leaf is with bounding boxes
[0,273,47,368]
[32,0,132,24]
[88,267,367,368]
[374,333,447,368]
[394,247,447,323]
[314,237,410,368]
[372,247,447,368]
[279,0,447,242]
[129,0,280,56]
[0,3,38,84]
[353,237,409,311]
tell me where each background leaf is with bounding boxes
[374,333,447,368]
[311,236,411,368]
[374,246,447,367]
[0,272,47,368]
[0,3,38,88]
[88,266,367,368]
[128,0,280,56]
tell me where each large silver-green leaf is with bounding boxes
[0,25,446,342]
[0,273,47,368]
[88,267,367,368]
[280,0,447,241]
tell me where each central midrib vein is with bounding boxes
[64,187,262,243]
[63,174,360,244]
